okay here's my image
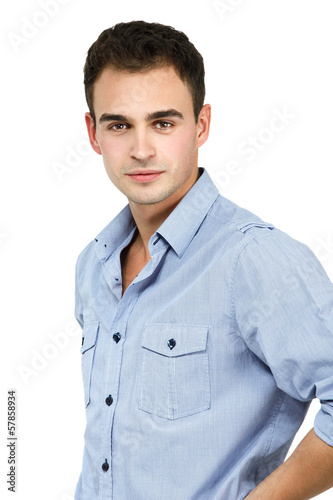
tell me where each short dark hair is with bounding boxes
[84,20,205,126]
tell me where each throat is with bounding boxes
[120,230,151,295]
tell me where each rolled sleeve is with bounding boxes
[234,227,333,446]
[315,402,333,446]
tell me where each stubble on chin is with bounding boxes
[125,182,176,206]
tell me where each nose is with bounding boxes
[130,128,155,161]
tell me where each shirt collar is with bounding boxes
[94,168,219,261]
[154,168,219,258]
[93,204,136,262]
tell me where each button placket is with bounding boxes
[100,281,145,498]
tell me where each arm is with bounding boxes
[246,429,333,500]
[234,231,333,500]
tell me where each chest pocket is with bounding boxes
[80,321,99,408]
[139,323,210,420]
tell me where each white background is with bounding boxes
[1,1,333,498]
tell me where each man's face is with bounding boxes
[86,65,210,207]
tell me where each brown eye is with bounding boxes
[155,121,172,130]
[109,123,128,131]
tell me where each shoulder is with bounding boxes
[75,239,96,282]
[207,193,275,247]
[208,193,327,279]
[234,223,329,292]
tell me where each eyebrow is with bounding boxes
[99,108,184,125]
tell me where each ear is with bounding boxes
[85,112,102,155]
[195,104,211,149]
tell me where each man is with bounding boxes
[75,21,333,499]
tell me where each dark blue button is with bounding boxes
[167,338,176,350]
[105,395,113,406]
[102,459,109,472]
[113,332,121,343]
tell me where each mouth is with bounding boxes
[126,170,164,183]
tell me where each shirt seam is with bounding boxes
[231,229,275,339]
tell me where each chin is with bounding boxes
[128,189,175,206]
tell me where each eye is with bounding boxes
[108,123,128,132]
[155,121,173,130]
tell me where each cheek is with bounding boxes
[163,130,196,160]
[99,137,127,168]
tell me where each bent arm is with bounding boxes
[246,428,333,500]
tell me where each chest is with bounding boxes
[121,243,150,295]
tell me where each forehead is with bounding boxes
[92,65,193,118]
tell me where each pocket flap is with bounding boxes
[142,323,208,357]
[80,322,99,354]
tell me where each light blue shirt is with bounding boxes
[74,168,333,500]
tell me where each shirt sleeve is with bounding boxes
[74,255,84,330]
[234,227,333,447]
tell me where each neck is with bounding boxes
[128,197,181,259]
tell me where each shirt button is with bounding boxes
[113,332,121,343]
[167,338,176,350]
[102,459,109,472]
[105,395,113,406]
